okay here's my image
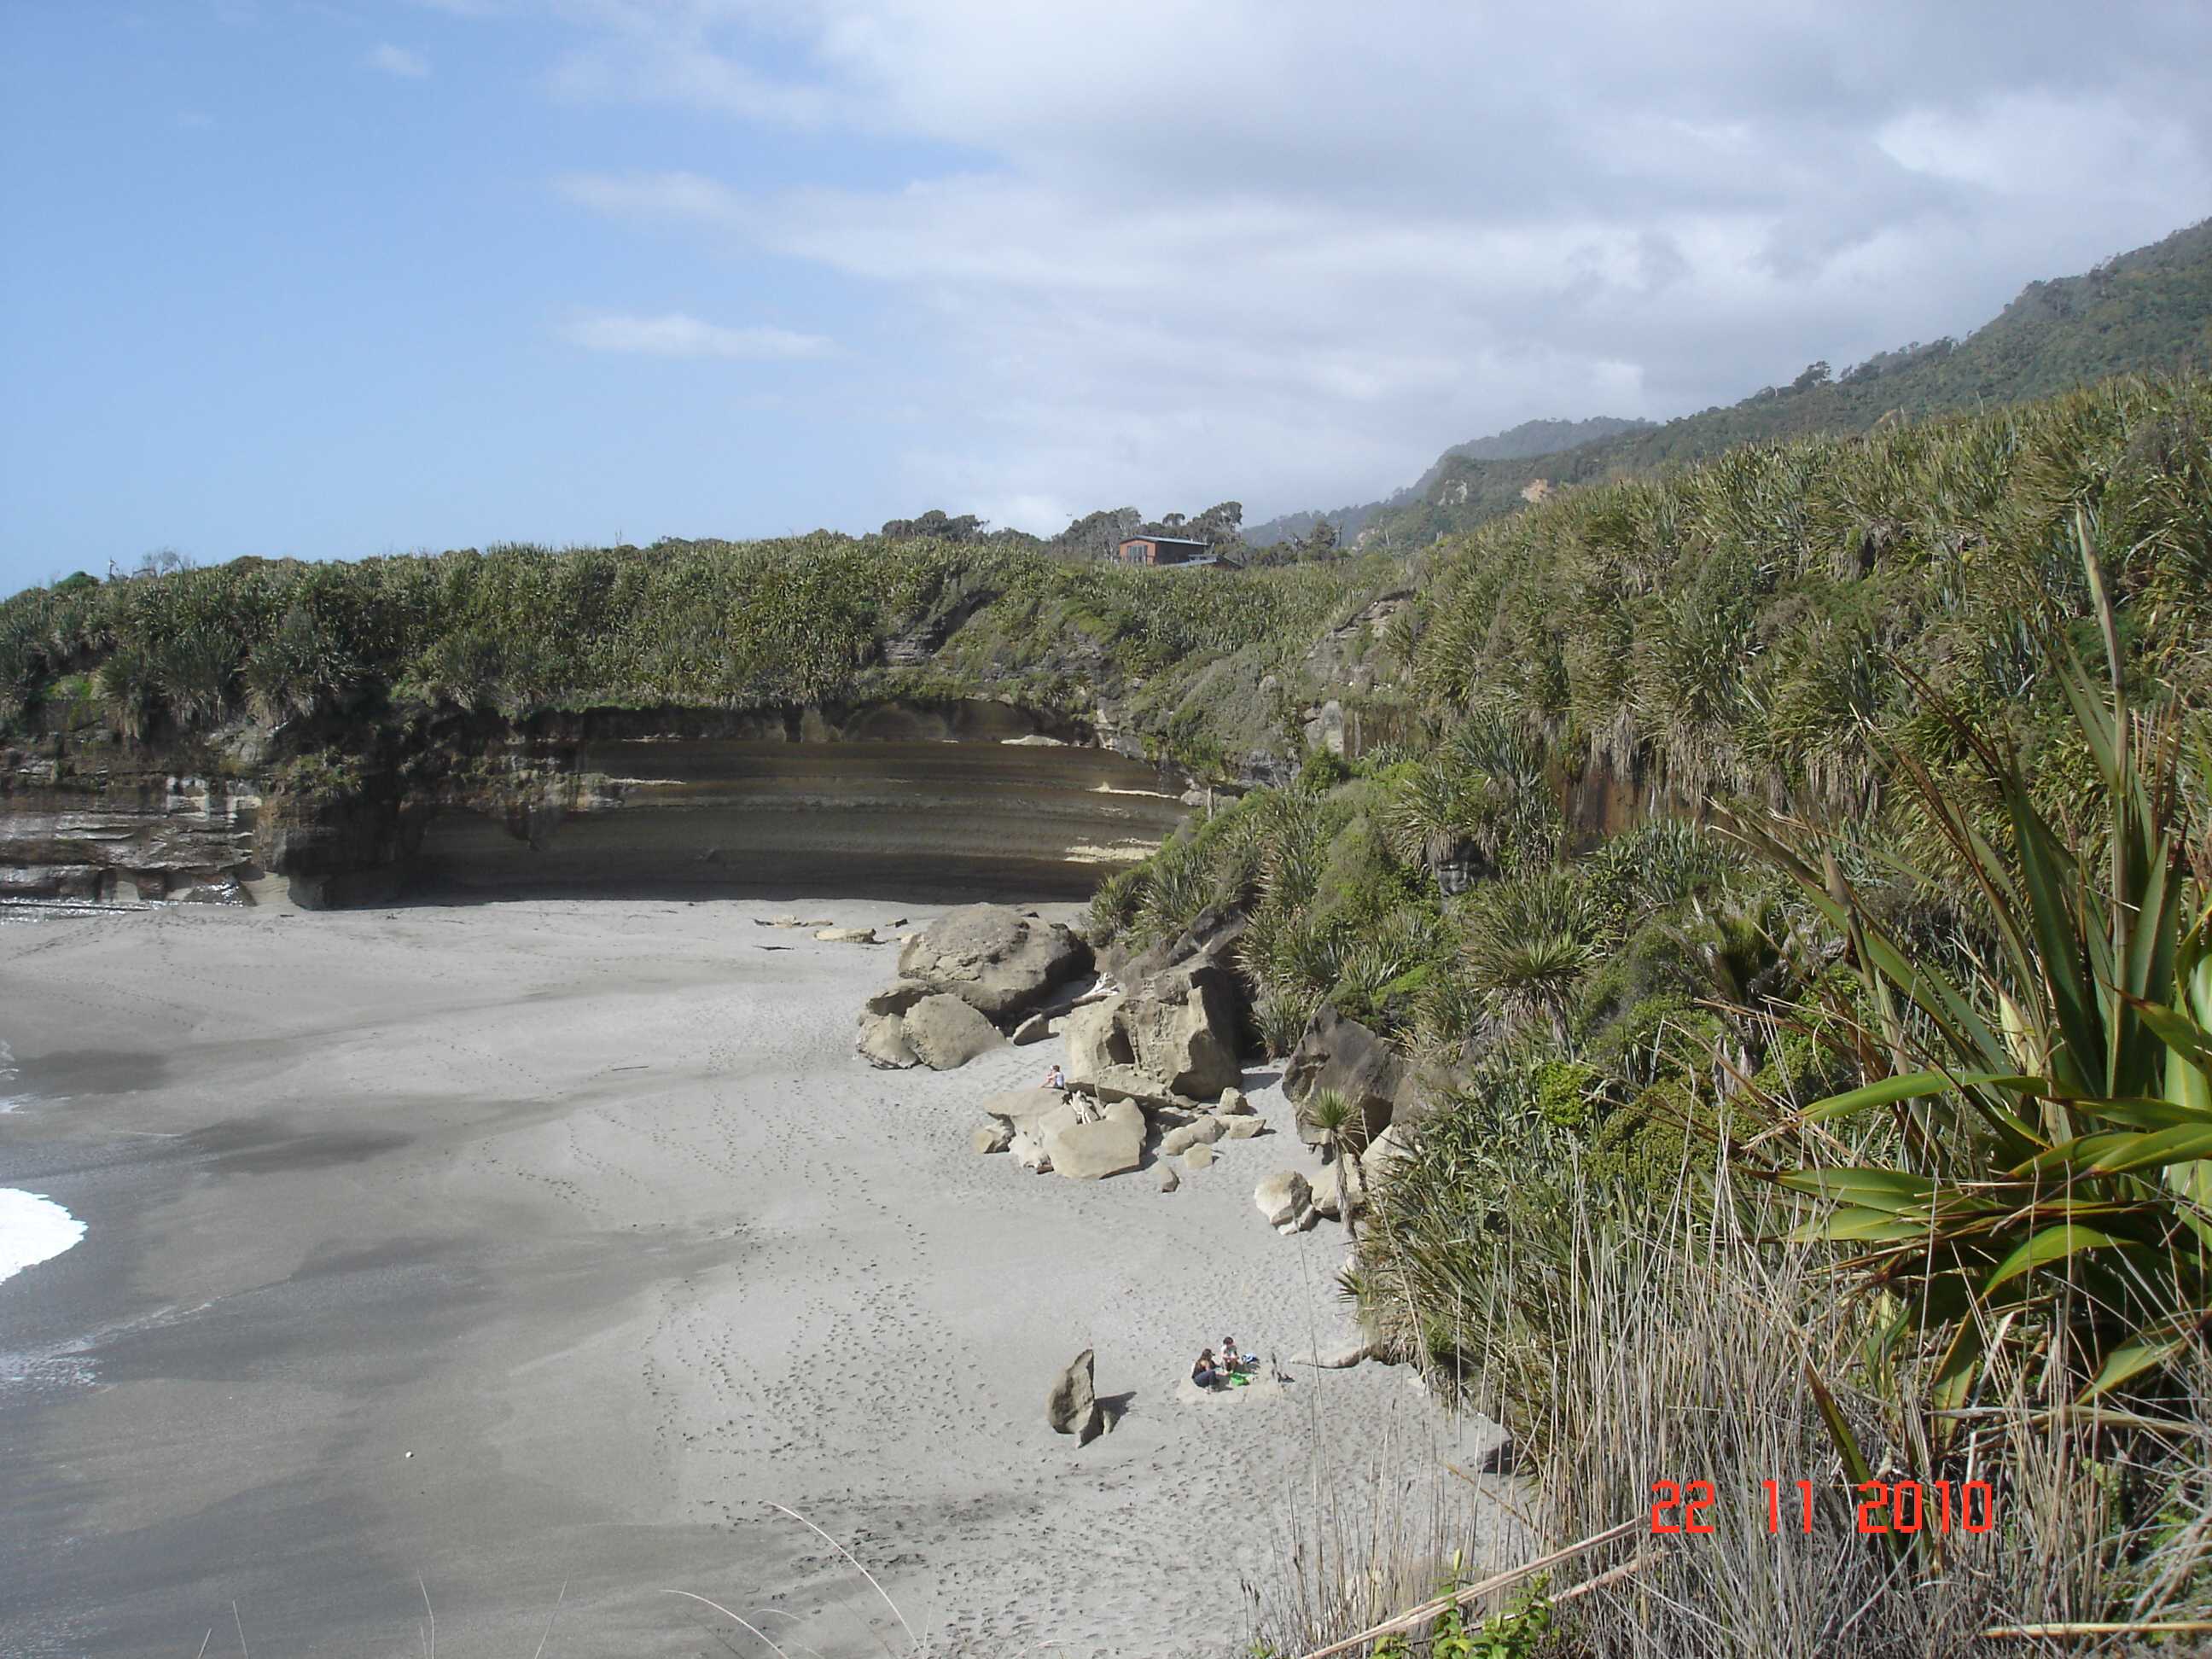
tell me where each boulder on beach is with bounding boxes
[981,1086,1073,1128]
[1062,964,1243,1106]
[897,904,1091,1022]
[903,994,1007,1070]
[1216,1113,1266,1141]
[1010,1010,1052,1045]
[1158,1164,1180,1192]
[1047,1348,1104,1445]
[1309,1158,1366,1221]
[1158,1115,1225,1157]
[814,926,878,944]
[1040,1098,1146,1181]
[1254,1169,1315,1232]
[1184,1143,1216,1171]
[1216,1087,1255,1115]
[1284,1003,1421,1146]
[864,979,934,1018]
[1122,963,1242,1100]
[971,1121,1013,1155]
[854,1011,917,1069]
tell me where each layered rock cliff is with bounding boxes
[0,699,1192,909]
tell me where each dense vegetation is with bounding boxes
[1092,373,2212,1655]
[0,533,1397,783]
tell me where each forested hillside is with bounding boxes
[1106,370,2212,1654]
[1273,218,2212,556]
[1244,416,1650,547]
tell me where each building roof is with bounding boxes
[1118,534,1212,549]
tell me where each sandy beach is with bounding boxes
[1,898,1501,1657]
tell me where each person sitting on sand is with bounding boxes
[1044,1063,1066,1091]
[1220,1336,1249,1375]
[1192,1348,1223,1390]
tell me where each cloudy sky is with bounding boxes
[3,1,2208,591]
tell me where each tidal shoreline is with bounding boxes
[0,899,1495,1656]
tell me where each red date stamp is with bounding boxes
[1650,1479,1999,1535]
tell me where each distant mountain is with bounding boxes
[1259,217,2212,553]
[1244,416,1649,547]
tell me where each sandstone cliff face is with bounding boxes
[0,698,1190,910]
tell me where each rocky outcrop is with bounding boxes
[903,995,1007,1070]
[897,905,1091,1022]
[857,905,1098,1070]
[1284,1004,1423,1146]
[1047,1348,1103,1445]
[5,697,1194,910]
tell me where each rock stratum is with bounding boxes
[0,700,1190,909]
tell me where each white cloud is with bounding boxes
[529,0,2212,521]
[558,310,831,361]
[366,43,432,78]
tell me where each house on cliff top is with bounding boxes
[1115,533,1220,568]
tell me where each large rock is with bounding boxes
[1159,1115,1225,1157]
[1362,1122,1414,1180]
[981,1087,1075,1128]
[1039,1098,1146,1181]
[864,979,935,1018]
[1047,1348,1103,1445]
[1309,1159,1366,1221]
[904,994,1007,1070]
[898,905,1091,1022]
[1254,1170,1313,1229]
[1062,994,1130,1083]
[971,1121,1013,1155]
[1216,1113,1267,1141]
[1102,901,1249,987]
[1284,1004,1420,1146]
[855,1011,917,1069]
[1120,963,1242,1100]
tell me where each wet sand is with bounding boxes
[0,899,1497,1656]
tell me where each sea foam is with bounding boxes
[0,1188,87,1287]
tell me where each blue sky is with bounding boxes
[3,1,2208,597]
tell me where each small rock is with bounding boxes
[854,1011,917,1069]
[971,1122,1013,1155]
[1009,1125,1053,1173]
[1184,1143,1216,1171]
[1158,1165,1180,1193]
[1010,1011,1052,1045]
[1254,1169,1313,1228]
[1215,1113,1266,1140]
[1159,1115,1225,1157]
[1217,1087,1254,1115]
[1047,1348,1103,1446]
[815,926,878,944]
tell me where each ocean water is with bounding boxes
[0,1188,85,1287]
[2,1035,89,1282]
